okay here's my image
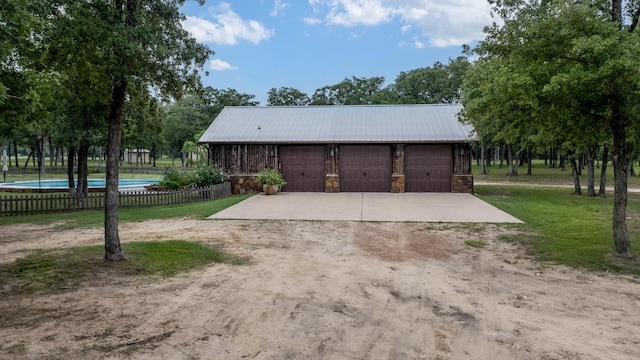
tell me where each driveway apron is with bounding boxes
[208,193,522,223]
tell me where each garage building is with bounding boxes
[199,104,474,194]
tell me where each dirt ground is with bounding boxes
[1,218,640,360]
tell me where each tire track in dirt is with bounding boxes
[2,220,640,359]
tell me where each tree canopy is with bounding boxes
[461,0,640,258]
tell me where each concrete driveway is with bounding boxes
[209,193,522,223]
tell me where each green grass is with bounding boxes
[475,185,640,274]
[0,240,248,293]
[0,194,252,228]
[5,154,176,168]
[464,240,486,248]
[124,240,248,276]
[472,160,640,188]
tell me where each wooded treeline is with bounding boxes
[460,0,639,258]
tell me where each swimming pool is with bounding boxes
[0,179,160,193]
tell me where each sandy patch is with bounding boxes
[1,219,639,359]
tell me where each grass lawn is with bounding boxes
[476,185,640,274]
[472,160,640,188]
[3,158,640,276]
[0,194,253,291]
[1,240,249,293]
[5,154,178,168]
[0,194,252,228]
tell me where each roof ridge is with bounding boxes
[223,103,462,109]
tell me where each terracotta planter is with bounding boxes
[263,184,280,195]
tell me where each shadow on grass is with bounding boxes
[0,240,250,294]
[476,185,640,275]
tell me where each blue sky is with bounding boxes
[181,1,494,104]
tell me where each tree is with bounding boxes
[0,1,41,106]
[105,0,211,260]
[395,57,470,104]
[202,87,259,119]
[161,88,257,167]
[461,56,540,178]
[162,95,210,167]
[267,87,310,106]
[310,76,385,105]
[122,86,163,166]
[41,0,212,260]
[468,0,639,258]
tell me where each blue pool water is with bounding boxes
[0,179,160,192]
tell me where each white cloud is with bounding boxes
[303,17,322,25]
[210,59,238,71]
[328,0,395,26]
[397,1,492,47]
[271,0,290,16]
[413,39,425,49]
[306,0,492,47]
[183,3,274,45]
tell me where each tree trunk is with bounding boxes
[569,154,581,195]
[13,141,18,168]
[76,140,89,204]
[544,150,548,167]
[105,76,126,261]
[97,147,103,172]
[23,150,32,169]
[586,146,597,197]
[67,146,76,195]
[610,101,631,258]
[152,143,157,167]
[577,154,583,176]
[104,0,136,261]
[506,144,517,177]
[48,137,55,168]
[40,138,46,176]
[527,147,532,176]
[480,140,487,175]
[598,146,608,198]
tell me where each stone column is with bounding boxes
[391,144,405,193]
[325,144,340,192]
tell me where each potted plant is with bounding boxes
[256,168,287,195]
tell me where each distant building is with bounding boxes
[124,149,150,164]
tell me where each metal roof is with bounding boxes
[199,104,474,144]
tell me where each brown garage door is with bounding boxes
[405,145,452,192]
[279,146,326,192]
[340,145,391,192]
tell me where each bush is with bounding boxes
[192,166,223,187]
[256,168,287,186]
[160,168,193,188]
[159,167,223,189]
[160,180,181,190]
